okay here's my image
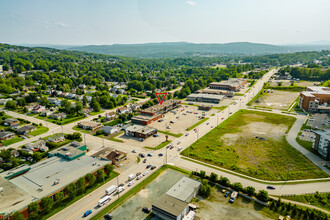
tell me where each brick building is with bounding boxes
[298,87,330,112]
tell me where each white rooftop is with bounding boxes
[166,176,200,202]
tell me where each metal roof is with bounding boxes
[166,176,201,202]
[152,194,188,216]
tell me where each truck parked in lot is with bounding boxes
[229,191,238,203]
[128,174,136,180]
[105,185,117,195]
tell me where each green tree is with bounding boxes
[40,96,49,106]
[245,186,255,196]
[75,101,83,115]
[64,183,76,200]
[256,190,269,202]
[83,96,88,107]
[85,173,96,187]
[40,197,53,213]
[76,177,86,194]
[104,164,113,177]
[91,97,101,112]
[231,182,243,192]
[96,169,104,183]
[11,211,24,220]
[27,202,39,220]
[55,191,64,203]
[209,172,218,182]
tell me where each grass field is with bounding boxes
[181,110,328,181]
[187,117,209,131]
[145,140,171,150]
[72,125,91,133]
[29,126,49,136]
[157,130,183,137]
[46,115,86,125]
[109,131,124,143]
[282,192,330,212]
[88,110,104,116]
[1,136,23,146]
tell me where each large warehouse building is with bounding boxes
[152,177,201,220]
[0,143,110,218]
[186,93,224,104]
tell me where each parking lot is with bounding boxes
[268,79,318,87]
[116,132,176,149]
[307,114,330,130]
[151,106,218,135]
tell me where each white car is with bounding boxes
[178,147,182,151]
[177,141,181,145]
[136,175,143,180]
[128,181,135,187]
[143,171,149,176]
[185,133,189,136]
[132,150,136,153]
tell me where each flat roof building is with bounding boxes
[166,176,201,203]
[125,124,157,139]
[312,130,330,160]
[186,93,224,104]
[299,87,330,112]
[209,78,248,91]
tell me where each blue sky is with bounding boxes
[0,0,329,45]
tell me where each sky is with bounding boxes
[0,0,330,45]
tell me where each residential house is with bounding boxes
[24,139,46,152]
[78,84,86,89]
[79,108,92,115]
[25,103,37,112]
[0,98,13,105]
[48,133,65,143]
[67,93,76,99]
[48,98,62,106]
[102,126,118,135]
[40,145,49,152]
[3,118,19,128]
[32,105,45,114]
[85,96,92,102]
[105,112,116,121]
[106,150,127,165]
[78,121,102,131]
[40,110,52,117]
[50,113,67,120]
[11,150,20,158]
[117,106,131,114]
[17,125,36,135]
[0,132,15,140]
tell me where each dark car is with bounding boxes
[139,153,145,158]
[136,172,141,176]
[158,153,163,157]
[146,164,152,169]
[151,166,156,170]
[143,158,147,163]
[224,191,230,197]
[104,213,113,219]
[118,183,124,187]
[142,207,151,213]
[267,185,275,190]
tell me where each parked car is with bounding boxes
[147,153,152,157]
[146,164,152,169]
[153,134,159,137]
[128,181,134,186]
[143,171,149,176]
[151,166,156,170]
[170,146,174,150]
[143,158,147,163]
[139,153,145,158]
[83,210,92,217]
[118,183,124,187]
[170,121,174,124]
[267,185,276,190]
[185,133,189,136]
[158,153,163,157]
[142,207,151,213]
[132,149,136,153]
[177,141,181,145]
[224,191,230,197]
[104,213,113,220]
[177,147,182,151]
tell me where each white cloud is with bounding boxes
[54,21,71,28]
[186,1,196,6]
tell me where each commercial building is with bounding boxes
[186,93,224,104]
[106,150,127,165]
[125,124,157,139]
[131,99,181,125]
[299,87,330,112]
[209,78,248,91]
[152,177,201,220]
[312,130,330,160]
[0,143,109,217]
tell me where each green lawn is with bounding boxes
[145,140,172,150]
[282,192,330,212]
[46,115,86,125]
[181,110,328,181]
[157,130,183,137]
[88,110,104,116]
[72,125,91,133]
[29,126,49,136]
[212,106,228,111]
[40,171,119,220]
[109,131,124,143]
[1,137,23,146]
[186,117,209,131]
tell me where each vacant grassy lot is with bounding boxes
[182,110,328,181]
[1,136,23,146]
[282,192,330,212]
[29,126,49,136]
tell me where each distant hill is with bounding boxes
[63,42,330,58]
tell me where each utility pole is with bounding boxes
[117,177,120,199]
[84,133,86,146]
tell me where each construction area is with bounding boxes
[252,90,299,110]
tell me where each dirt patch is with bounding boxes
[222,122,287,146]
[253,90,299,110]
